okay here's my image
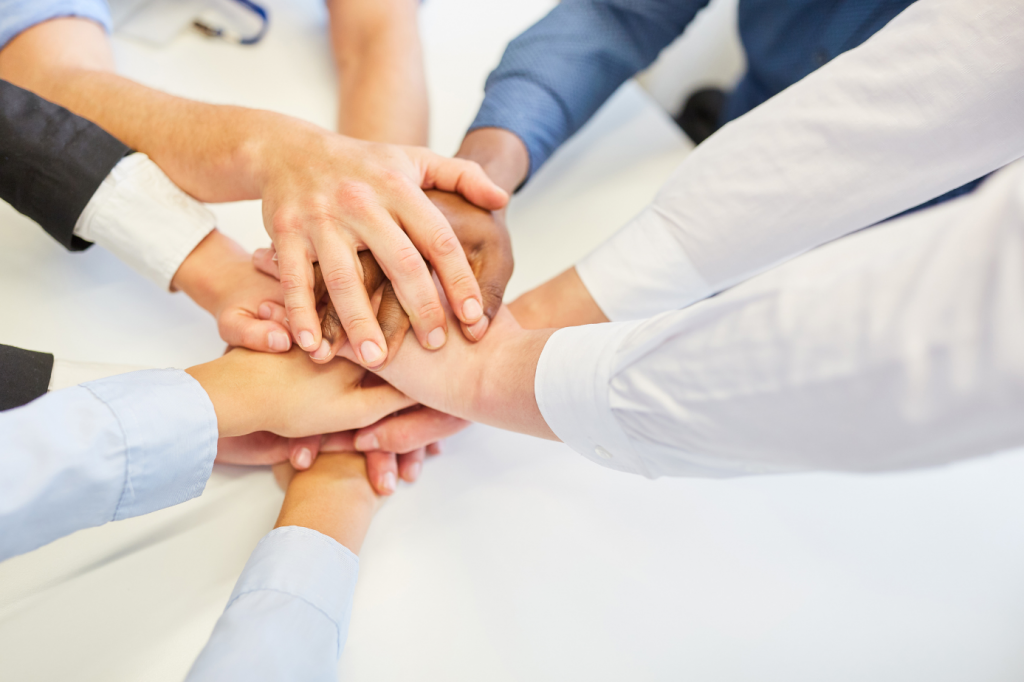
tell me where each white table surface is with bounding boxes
[2,1,1024,680]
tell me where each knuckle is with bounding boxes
[393,244,428,278]
[322,265,362,297]
[336,181,377,212]
[430,229,464,260]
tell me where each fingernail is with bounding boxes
[355,433,379,451]
[360,340,384,365]
[380,471,396,494]
[268,331,290,351]
[271,253,278,262]
[258,303,273,320]
[426,327,446,349]
[311,339,331,360]
[408,462,423,481]
[254,247,267,259]
[298,330,315,350]
[467,316,489,341]
[294,448,312,469]
[462,298,483,322]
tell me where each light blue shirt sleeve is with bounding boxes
[187,526,360,682]
[0,0,112,50]
[469,0,706,181]
[0,368,218,561]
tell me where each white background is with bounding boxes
[2,0,1024,680]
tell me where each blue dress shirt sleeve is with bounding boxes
[187,526,360,682]
[0,0,112,50]
[0,368,218,561]
[469,0,705,180]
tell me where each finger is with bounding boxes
[353,407,469,454]
[288,434,322,470]
[217,432,289,466]
[258,301,288,325]
[357,203,449,352]
[426,442,442,456]
[386,193,484,332]
[375,280,410,365]
[418,152,509,211]
[397,447,427,482]
[343,383,417,429]
[314,232,388,367]
[314,252,388,364]
[319,431,356,452]
[462,227,513,341]
[365,450,398,495]
[275,236,322,352]
[253,246,280,280]
[219,309,292,353]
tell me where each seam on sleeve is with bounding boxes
[226,588,343,658]
[81,382,133,521]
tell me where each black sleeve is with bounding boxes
[0,344,55,411]
[0,79,131,251]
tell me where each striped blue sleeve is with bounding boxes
[469,0,706,181]
[0,0,112,50]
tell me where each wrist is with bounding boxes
[472,325,557,439]
[185,350,262,438]
[275,452,378,554]
[457,127,529,195]
[170,230,249,310]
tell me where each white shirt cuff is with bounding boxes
[575,204,712,322]
[48,358,151,392]
[73,153,216,291]
[535,320,655,477]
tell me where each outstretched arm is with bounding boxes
[329,0,427,146]
[188,451,378,681]
[373,159,1024,478]
[0,16,507,368]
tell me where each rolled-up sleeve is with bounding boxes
[538,159,1024,478]
[470,0,704,180]
[187,526,361,682]
[0,0,112,50]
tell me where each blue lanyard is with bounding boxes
[193,0,269,46]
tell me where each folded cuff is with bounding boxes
[535,320,655,477]
[74,154,216,290]
[229,526,360,657]
[82,369,218,520]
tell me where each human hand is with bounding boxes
[342,298,557,439]
[253,121,508,367]
[216,430,356,470]
[353,406,464,495]
[171,230,293,353]
[186,347,414,438]
[425,189,513,341]
[253,247,411,365]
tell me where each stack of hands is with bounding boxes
[173,139,530,496]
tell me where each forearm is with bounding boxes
[576,0,1024,323]
[469,0,701,181]
[275,452,377,553]
[0,18,287,202]
[508,266,609,329]
[329,0,427,145]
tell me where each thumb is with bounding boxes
[219,309,293,353]
[420,154,509,212]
